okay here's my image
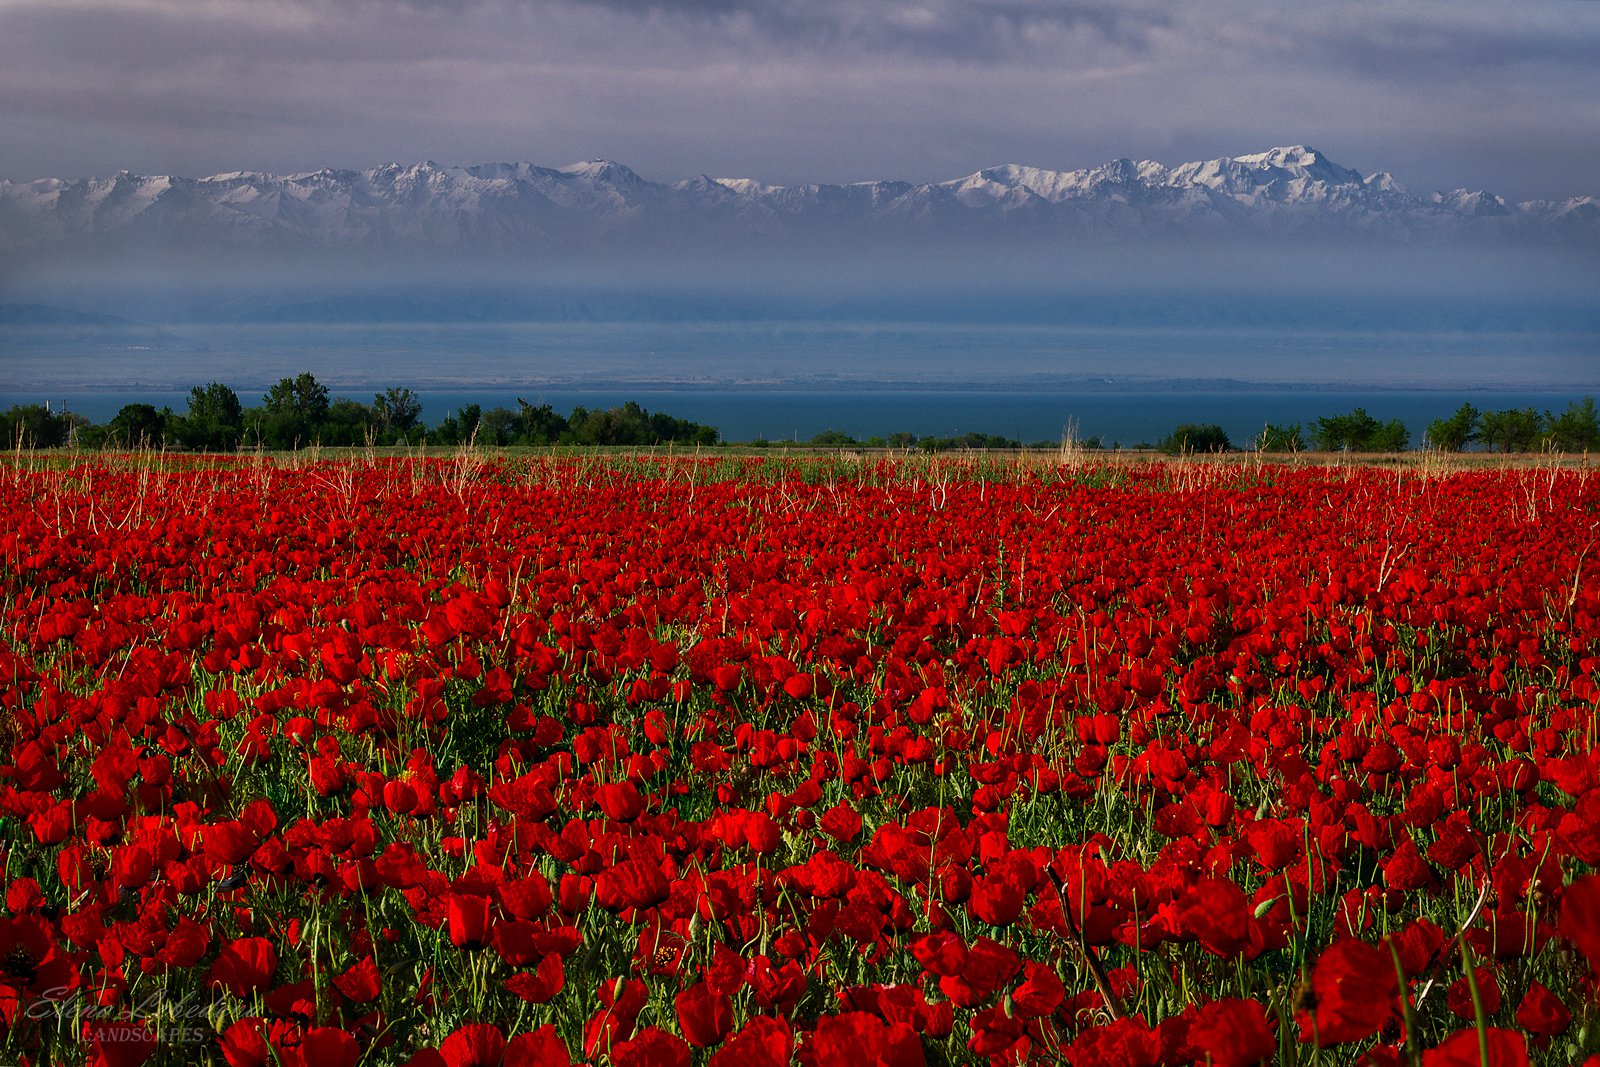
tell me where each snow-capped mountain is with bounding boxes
[2,147,1593,254]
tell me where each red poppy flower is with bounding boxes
[85,1019,158,1067]
[1297,938,1398,1046]
[1175,876,1253,957]
[447,892,493,951]
[1515,982,1571,1038]
[799,1013,924,1067]
[1446,967,1501,1021]
[1064,1015,1162,1067]
[208,937,278,997]
[784,850,856,898]
[1381,837,1433,892]
[429,1022,566,1067]
[112,845,154,890]
[509,1027,572,1067]
[1559,874,1600,974]
[492,920,544,967]
[1188,998,1275,1067]
[612,1027,692,1067]
[743,811,782,855]
[0,914,75,1002]
[908,930,968,977]
[676,982,734,1047]
[596,780,645,822]
[819,803,863,842]
[1420,1027,1528,1067]
[289,1027,360,1067]
[706,941,747,996]
[708,1017,792,1067]
[596,859,670,911]
[204,821,259,866]
[503,951,565,1004]
[748,955,806,1013]
[968,873,1025,927]
[439,1023,504,1067]
[157,913,210,968]
[219,1017,269,1067]
[332,955,382,1003]
[500,873,554,920]
[1010,961,1065,1017]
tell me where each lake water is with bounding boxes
[4,319,1594,444]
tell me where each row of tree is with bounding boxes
[5,385,1597,454]
[1,375,719,450]
[1158,400,1599,455]
[449,399,719,448]
[1422,400,1600,453]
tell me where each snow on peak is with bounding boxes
[1187,146,1360,187]
[710,177,781,197]
[1,148,1590,250]
[1233,145,1329,169]
[560,159,644,185]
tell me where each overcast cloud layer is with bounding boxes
[2,0,1598,201]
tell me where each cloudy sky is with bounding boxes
[2,0,1598,201]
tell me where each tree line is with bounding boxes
[1,374,720,450]
[1158,399,1599,455]
[4,383,1596,455]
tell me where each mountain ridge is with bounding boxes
[4,146,1595,253]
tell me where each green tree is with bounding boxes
[438,403,482,445]
[564,402,715,446]
[930,432,1020,451]
[647,408,718,446]
[476,407,519,446]
[106,403,172,447]
[433,402,482,445]
[1256,423,1304,452]
[263,373,331,421]
[74,423,112,449]
[1314,408,1383,452]
[1479,407,1544,453]
[322,398,375,446]
[518,401,572,445]
[1370,418,1410,453]
[179,382,244,451]
[373,387,423,440]
[458,403,482,439]
[810,429,857,447]
[259,373,332,448]
[1545,397,1599,452]
[0,404,70,448]
[1426,403,1479,452]
[1158,423,1231,455]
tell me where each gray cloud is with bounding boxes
[1,0,1597,200]
[567,0,1174,59]
[300,0,1173,58]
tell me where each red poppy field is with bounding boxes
[4,453,1600,1067]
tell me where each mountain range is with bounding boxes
[4,146,1596,254]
